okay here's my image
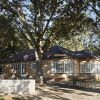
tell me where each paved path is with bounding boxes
[35,85,100,100]
[1,85,100,100]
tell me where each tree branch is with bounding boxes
[89,4,100,17]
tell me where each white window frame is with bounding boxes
[52,60,74,75]
[95,63,100,74]
[21,62,26,74]
[12,63,20,71]
[80,61,94,73]
[31,63,36,70]
[64,61,74,75]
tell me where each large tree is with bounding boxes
[0,0,99,84]
[0,14,30,58]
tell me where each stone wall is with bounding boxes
[0,80,35,95]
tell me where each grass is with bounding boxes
[0,96,4,100]
[95,80,100,83]
[89,79,100,83]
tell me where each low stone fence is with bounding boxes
[0,80,35,95]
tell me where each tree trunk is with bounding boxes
[35,49,43,85]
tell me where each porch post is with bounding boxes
[20,61,22,78]
[76,60,80,76]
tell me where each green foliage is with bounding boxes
[0,0,99,54]
[0,96,4,100]
[0,0,99,47]
[0,14,29,58]
[83,33,100,55]
[0,0,99,83]
[55,36,84,51]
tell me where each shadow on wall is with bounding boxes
[14,80,30,95]
[0,80,35,95]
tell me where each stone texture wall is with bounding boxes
[0,80,35,95]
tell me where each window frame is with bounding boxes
[12,63,20,71]
[31,63,36,70]
[95,63,100,74]
[80,61,94,73]
[21,62,26,74]
[52,60,74,75]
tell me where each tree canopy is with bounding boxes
[0,0,100,83]
[0,0,99,49]
[0,14,30,58]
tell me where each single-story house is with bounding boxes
[0,45,100,81]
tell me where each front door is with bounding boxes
[21,62,26,77]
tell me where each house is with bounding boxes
[72,50,100,80]
[0,45,100,81]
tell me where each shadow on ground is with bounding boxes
[12,90,71,100]
[12,95,42,100]
[36,87,71,100]
[9,83,100,100]
[49,82,100,94]
[12,85,71,100]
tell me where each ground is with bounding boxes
[0,84,100,100]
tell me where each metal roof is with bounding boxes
[0,45,95,63]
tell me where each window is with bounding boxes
[52,60,74,75]
[53,61,64,73]
[80,61,94,73]
[65,62,74,74]
[12,64,20,71]
[31,63,36,70]
[22,62,26,74]
[95,63,100,74]
[0,65,4,74]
